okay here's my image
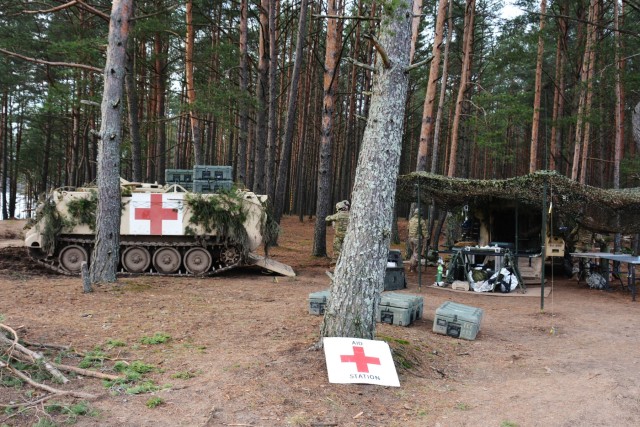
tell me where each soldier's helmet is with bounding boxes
[336,200,349,211]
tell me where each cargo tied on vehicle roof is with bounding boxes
[23,177,295,277]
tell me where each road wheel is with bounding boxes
[152,247,181,274]
[122,246,151,273]
[59,245,88,273]
[184,247,212,275]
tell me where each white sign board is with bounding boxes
[323,337,400,387]
[129,193,184,235]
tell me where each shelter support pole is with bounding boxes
[540,180,547,311]
[417,181,422,291]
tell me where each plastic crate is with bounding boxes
[194,165,233,181]
[164,169,193,184]
[376,293,423,327]
[384,268,406,291]
[387,249,403,267]
[308,289,330,315]
[433,301,484,340]
[193,180,234,194]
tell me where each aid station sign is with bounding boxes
[323,337,400,387]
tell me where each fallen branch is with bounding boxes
[0,333,69,384]
[19,340,72,352]
[0,360,96,399]
[53,362,123,381]
[0,323,18,349]
[0,394,55,408]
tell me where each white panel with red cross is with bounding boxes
[129,193,184,235]
[323,337,400,387]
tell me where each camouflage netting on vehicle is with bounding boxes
[185,191,252,255]
[397,170,640,234]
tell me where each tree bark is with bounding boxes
[320,0,412,340]
[447,0,475,177]
[90,0,133,284]
[409,0,423,64]
[253,0,270,194]
[312,0,340,257]
[634,101,640,152]
[572,0,596,181]
[186,0,203,165]
[237,0,249,186]
[431,0,453,175]
[274,0,308,224]
[125,31,142,182]
[549,1,567,172]
[529,0,546,173]
[613,0,623,189]
[416,0,447,173]
[578,0,599,185]
[266,0,278,200]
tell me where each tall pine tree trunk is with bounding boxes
[529,0,546,173]
[237,0,249,185]
[90,0,133,284]
[417,0,447,173]
[320,0,412,340]
[549,2,567,172]
[274,0,308,224]
[266,0,278,200]
[312,0,340,257]
[431,0,453,174]
[125,32,142,182]
[579,0,599,185]
[253,0,269,194]
[186,0,203,165]
[447,0,475,177]
[572,0,596,181]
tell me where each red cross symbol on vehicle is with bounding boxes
[340,346,381,373]
[134,194,178,235]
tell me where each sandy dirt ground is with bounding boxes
[1,216,639,427]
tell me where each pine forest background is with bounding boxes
[1,0,639,225]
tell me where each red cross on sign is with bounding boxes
[323,337,399,386]
[340,346,381,373]
[134,193,178,235]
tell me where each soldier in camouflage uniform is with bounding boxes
[325,200,350,263]
[408,209,428,272]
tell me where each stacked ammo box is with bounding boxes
[385,249,406,291]
[164,169,194,191]
[165,165,234,194]
[433,301,484,340]
[308,290,423,327]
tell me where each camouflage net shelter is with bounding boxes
[397,170,640,234]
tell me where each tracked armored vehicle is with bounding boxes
[24,180,295,277]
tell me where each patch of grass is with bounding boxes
[501,421,519,427]
[378,335,410,345]
[140,332,171,345]
[105,361,161,395]
[1,374,23,388]
[33,419,57,427]
[286,413,310,426]
[455,402,471,411]
[79,347,108,369]
[105,339,126,349]
[146,397,164,408]
[44,401,99,425]
[171,370,199,380]
[126,381,161,395]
